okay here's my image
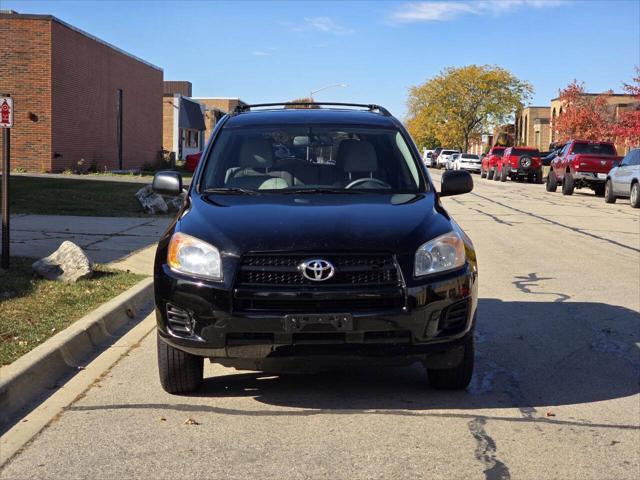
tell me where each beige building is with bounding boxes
[515,106,551,151]
[192,97,248,145]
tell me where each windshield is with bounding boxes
[200,125,425,193]
[492,148,505,157]
[572,142,617,156]
[461,154,479,159]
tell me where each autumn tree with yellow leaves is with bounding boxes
[406,65,533,152]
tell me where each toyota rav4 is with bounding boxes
[152,102,478,394]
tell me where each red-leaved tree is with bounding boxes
[553,81,614,143]
[613,67,640,148]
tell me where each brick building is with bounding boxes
[0,12,163,172]
[515,106,551,151]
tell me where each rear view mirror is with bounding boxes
[293,136,310,146]
[440,170,473,197]
[152,170,183,196]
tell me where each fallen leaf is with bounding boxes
[546,412,556,417]
[159,416,166,422]
[126,308,134,319]
[183,417,200,425]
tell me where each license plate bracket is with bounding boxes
[284,313,353,332]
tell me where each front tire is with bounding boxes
[562,172,575,195]
[604,179,616,203]
[427,335,474,390]
[487,168,494,180]
[157,332,204,394]
[480,168,487,179]
[631,182,640,208]
[493,167,500,181]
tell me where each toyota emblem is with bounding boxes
[299,259,335,281]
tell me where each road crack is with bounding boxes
[468,417,511,480]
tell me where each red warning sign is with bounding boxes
[1,97,13,128]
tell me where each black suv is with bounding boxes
[152,102,478,394]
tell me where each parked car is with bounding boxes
[422,148,435,167]
[151,102,478,394]
[495,146,542,183]
[185,152,202,172]
[604,148,640,208]
[437,149,460,169]
[480,146,506,179]
[546,140,623,196]
[452,153,481,173]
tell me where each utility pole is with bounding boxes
[1,94,13,270]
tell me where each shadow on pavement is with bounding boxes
[192,299,639,412]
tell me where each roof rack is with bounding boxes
[232,102,391,117]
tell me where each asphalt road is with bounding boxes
[3,170,639,480]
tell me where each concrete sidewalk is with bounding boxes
[10,214,171,274]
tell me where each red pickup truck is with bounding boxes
[480,146,505,180]
[496,146,542,183]
[546,140,622,196]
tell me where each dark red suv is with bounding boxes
[495,146,542,183]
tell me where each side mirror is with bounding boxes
[440,170,473,197]
[152,170,183,196]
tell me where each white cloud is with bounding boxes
[294,16,353,35]
[391,0,564,23]
[252,51,271,56]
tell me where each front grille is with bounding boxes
[234,253,404,313]
[238,253,399,286]
[234,297,403,313]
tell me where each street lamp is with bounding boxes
[310,83,348,101]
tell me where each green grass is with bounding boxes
[1,176,148,216]
[0,257,145,365]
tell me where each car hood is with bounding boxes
[178,192,452,257]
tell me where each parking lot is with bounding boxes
[2,170,639,480]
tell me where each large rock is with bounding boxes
[32,241,93,282]
[167,192,186,212]
[135,185,168,215]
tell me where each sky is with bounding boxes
[4,0,639,119]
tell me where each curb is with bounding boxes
[0,277,154,431]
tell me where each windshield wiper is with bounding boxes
[281,188,367,195]
[201,187,259,195]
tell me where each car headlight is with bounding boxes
[414,231,466,277]
[167,232,222,280]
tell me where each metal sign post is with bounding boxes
[1,95,13,270]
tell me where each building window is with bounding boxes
[184,130,199,148]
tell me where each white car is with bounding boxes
[452,153,482,173]
[605,148,640,208]
[422,148,435,167]
[437,149,460,169]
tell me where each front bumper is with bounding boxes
[154,263,478,366]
